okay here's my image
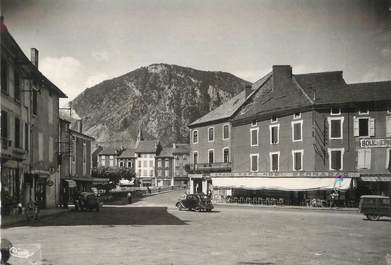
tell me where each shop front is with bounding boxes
[188,174,212,194]
[210,172,360,207]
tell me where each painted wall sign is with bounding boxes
[360,138,391,148]
[211,171,360,178]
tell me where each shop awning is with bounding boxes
[361,176,391,182]
[211,177,352,191]
[64,179,77,188]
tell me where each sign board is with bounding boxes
[211,171,360,178]
[360,138,391,148]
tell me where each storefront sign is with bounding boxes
[360,138,391,148]
[211,171,360,178]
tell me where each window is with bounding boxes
[1,58,8,94]
[158,159,162,168]
[223,147,229,163]
[165,159,169,168]
[1,110,8,139]
[14,69,20,101]
[270,152,280,171]
[83,142,86,163]
[293,112,301,119]
[138,169,142,177]
[192,130,198,144]
[386,149,391,170]
[270,124,279,144]
[208,127,214,142]
[119,161,124,167]
[193,152,198,164]
[149,160,154,167]
[359,108,369,115]
[138,160,141,167]
[223,124,230,140]
[150,169,154,177]
[14,118,20,148]
[354,117,374,137]
[49,136,54,162]
[165,169,169,177]
[72,138,76,162]
[143,160,147,167]
[128,161,132,168]
[292,150,303,171]
[208,149,214,164]
[357,149,371,169]
[33,89,38,115]
[250,128,259,146]
[101,156,106,165]
[250,154,259,172]
[48,94,53,124]
[271,116,278,123]
[24,123,28,151]
[292,120,303,142]
[328,117,344,139]
[328,148,344,171]
[330,108,341,115]
[38,132,44,161]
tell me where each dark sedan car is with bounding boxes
[176,193,214,212]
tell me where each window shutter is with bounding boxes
[386,116,391,137]
[353,117,359,136]
[357,149,364,169]
[364,149,371,169]
[369,118,375,136]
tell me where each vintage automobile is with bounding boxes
[75,192,100,212]
[359,195,391,221]
[176,193,214,212]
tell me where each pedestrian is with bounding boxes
[127,192,132,204]
[147,186,151,194]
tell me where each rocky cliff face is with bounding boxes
[71,63,250,147]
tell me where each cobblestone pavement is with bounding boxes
[2,190,391,265]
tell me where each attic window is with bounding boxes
[330,108,341,115]
[359,107,369,115]
[293,112,301,119]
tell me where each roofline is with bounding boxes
[188,117,231,129]
[69,129,95,140]
[294,70,343,77]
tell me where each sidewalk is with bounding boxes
[1,208,69,228]
[215,202,359,213]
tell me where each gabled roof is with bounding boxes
[135,140,159,153]
[189,73,271,128]
[118,149,136,158]
[99,147,119,156]
[157,147,174,158]
[69,129,95,141]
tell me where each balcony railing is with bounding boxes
[185,162,232,173]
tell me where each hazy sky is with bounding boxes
[3,0,391,102]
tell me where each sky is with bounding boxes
[2,0,391,103]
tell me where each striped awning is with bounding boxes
[361,176,391,182]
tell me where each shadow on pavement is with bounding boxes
[5,207,187,228]
[362,218,391,222]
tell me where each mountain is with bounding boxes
[71,63,251,148]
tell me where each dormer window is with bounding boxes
[359,108,369,115]
[271,116,278,123]
[293,112,301,119]
[330,108,341,115]
[251,120,257,127]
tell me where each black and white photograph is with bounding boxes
[1,0,391,264]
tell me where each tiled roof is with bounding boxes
[232,66,391,124]
[118,149,136,158]
[157,147,174,157]
[189,73,271,127]
[172,144,190,154]
[99,147,119,156]
[135,140,159,153]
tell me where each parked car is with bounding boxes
[176,193,214,212]
[75,192,100,212]
[359,195,391,221]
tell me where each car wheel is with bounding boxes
[366,214,380,221]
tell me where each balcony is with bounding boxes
[185,162,232,173]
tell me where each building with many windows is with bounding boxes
[1,18,67,212]
[188,65,391,206]
[97,147,122,167]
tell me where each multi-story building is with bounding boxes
[117,148,136,169]
[188,65,391,206]
[97,147,121,167]
[1,18,67,211]
[172,143,190,187]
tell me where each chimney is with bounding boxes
[31,48,39,68]
[245,84,253,98]
[272,65,292,91]
[78,120,83,133]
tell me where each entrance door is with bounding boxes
[35,178,46,209]
[193,179,202,193]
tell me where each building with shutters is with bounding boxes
[1,18,67,212]
[188,65,391,206]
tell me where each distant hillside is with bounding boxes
[71,63,250,147]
